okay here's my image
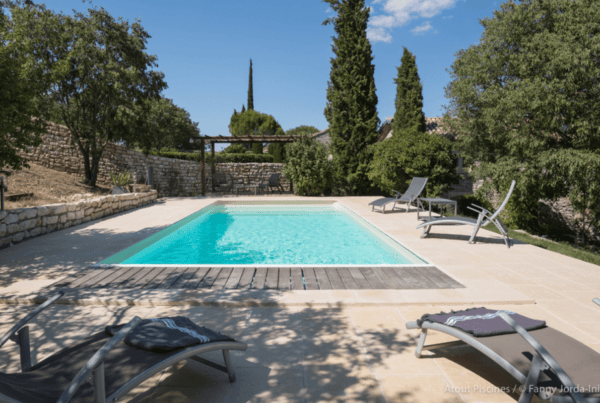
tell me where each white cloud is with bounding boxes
[442,15,454,19]
[367,27,393,43]
[325,7,332,13]
[368,0,460,42]
[411,21,434,35]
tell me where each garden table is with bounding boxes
[418,197,458,221]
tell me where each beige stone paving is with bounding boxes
[0,195,599,402]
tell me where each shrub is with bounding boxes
[143,150,274,164]
[455,193,495,218]
[223,144,246,154]
[282,134,333,196]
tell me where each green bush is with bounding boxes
[142,150,274,164]
[455,193,495,218]
[223,144,246,154]
[368,127,458,197]
[282,134,333,196]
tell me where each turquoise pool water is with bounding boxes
[100,203,428,266]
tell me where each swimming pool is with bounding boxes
[99,202,429,266]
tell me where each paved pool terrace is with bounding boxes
[1,195,599,402]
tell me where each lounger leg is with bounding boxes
[415,329,428,358]
[16,326,32,371]
[420,225,431,239]
[222,349,236,383]
[518,354,548,403]
[91,361,107,403]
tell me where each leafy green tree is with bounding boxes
[223,144,247,154]
[228,109,284,154]
[285,125,320,137]
[247,59,254,110]
[368,127,457,197]
[0,4,49,173]
[393,47,426,135]
[323,0,379,195]
[266,125,320,162]
[10,1,166,186]
[282,134,333,196]
[442,0,600,234]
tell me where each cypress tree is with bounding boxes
[323,0,379,195]
[392,47,426,136]
[247,59,254,110]
[241,104,246,113]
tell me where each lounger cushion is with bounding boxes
[106,316,234,351]
[419,307,546,337]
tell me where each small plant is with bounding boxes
[110,171,133,187]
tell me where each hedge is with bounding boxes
[140,150,274,164]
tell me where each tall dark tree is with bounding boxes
[393,47,426,136]
[323,0,379,195]
[241,104,246,113]
[247,59,254,110]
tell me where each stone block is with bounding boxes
[37,206,50,217]
[40,227,47,235]
[12,232,24,242]
[0,224,5,237]
[18,209,37,220]
[60,214,67,223]
[73,219,82,226]
[0,211,7,221]
[63,221,71,229]
[8,223,23,234]
[122,200,131,207]
[82,216,91,223]
[67,203,78,212]
[111,202,119,209]
[29,227,41,237]
[50,204,67,215]
[4,214,18,225]
[23,219,37,230]
[67,212,77,220]
[45,215,58,225]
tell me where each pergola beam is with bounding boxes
[191,135,304,144]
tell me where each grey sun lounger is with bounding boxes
[369,177,428,213]
[416,180,516,248]
[406,304,600,403]
[0,292,248,403]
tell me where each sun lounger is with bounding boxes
[369,177,428,213]
[0,292,248,403]
[416,180,516,248]
[406,305,600,403]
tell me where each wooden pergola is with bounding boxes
[191,134,305,196]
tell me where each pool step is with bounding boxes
[49,266,464,291]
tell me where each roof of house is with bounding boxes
[382,117,452,140]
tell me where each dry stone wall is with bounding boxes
[0,190,157,248]
[18,122,290,197]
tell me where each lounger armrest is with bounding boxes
[0,292,64,350]
[405,321,420,330]
[57,316,143,403]
[392,190,402,198]
[498,313,586,403]
[593,298,600,307]
[471,204,493,216]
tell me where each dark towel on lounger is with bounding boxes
[106,316,235,352]
[418,307,546,337]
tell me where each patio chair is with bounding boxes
[416,180,516,248]
[405,303,600,403]
[213,172,234,194]
[258,173,284,195]
[368,177,428,213]
[0,292,248,403]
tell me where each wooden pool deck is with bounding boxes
[49,265,464,291]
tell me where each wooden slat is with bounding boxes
[49,274,85,288]
[225,267,245,289]
[156,267,189,289]
[237,267,255,289]
[124,267,158,288]
[70,269,111,288]
[421,266,464,289]
[183,267,210,289]
[106,267,145,288]
[402,267,437,289]
[313,268,332,290]
[143,267,177,289]
[360,268,387,289]
[369,268,397,290]
[76,270,116,288]
[264,268,279,289]
[278,268,290,290]
[169,267,199,289]
[348,268,371,290]
[252,268,267,289]
[418,266,452,289]
[324,268,346,290]
[211,267,233,290]
[198,268,223,289]
[91,267,136,288]
[291,268,304,290]
[337,268,358,289]
[381,267,410,289]
[303,268,319,290]
[391,267,421,289]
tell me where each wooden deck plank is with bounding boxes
[77,269,117,288]
[324,268,346,290]
[381,267,410,289]
[278,268,291,290]
[237,268,255,290]
[105,267,145,288]
[252,268,267,289]
[402,267,438,289]
[337,268,359,289]
[211,267,233,290]
[49,273,85,288]
[198,268,223,289]
[144,267,177,289]
[224,267,245,289]
[314,268,332,290]
[418,266,454,289]
[421,266,464,289]
[348,268,371,289]
[91,267,137,288]
[126,267,160,288]
[303,268,319,290]
[70,269,111,288]
[360,268,387,289]
[156,267,189,289]
[264,268,279,290]
[369,268,397,290]
[169,267,199,289]
[391,267,423,289]
[291,268,304,290]
[183,267,210,289]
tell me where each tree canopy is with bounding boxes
[323,0,379,195]
[9,1,166,186]
[285,125,320,137]
[228,109,284,154]
[392,48,426,135]
[442,0,600,238]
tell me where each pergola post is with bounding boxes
[211,142,215,192]
[200,138,205,196]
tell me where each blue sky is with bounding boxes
[35,0,500,150]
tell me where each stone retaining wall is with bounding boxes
[0,190,157,248]
[18,122,289,197]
